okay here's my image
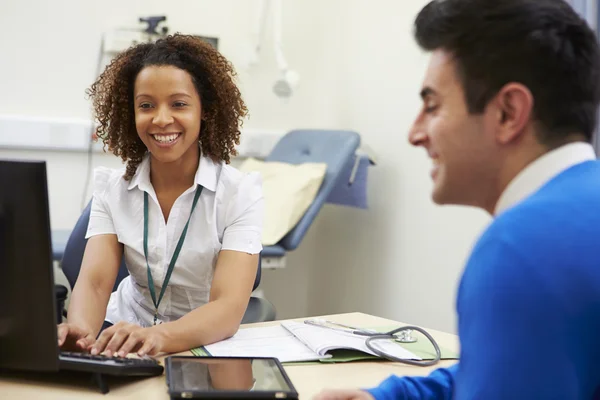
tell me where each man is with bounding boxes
[315,0,600,399]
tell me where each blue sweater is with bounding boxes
[367,161,600,400]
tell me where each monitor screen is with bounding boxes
[0,159,59,372]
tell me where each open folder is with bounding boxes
[191,321,458,364]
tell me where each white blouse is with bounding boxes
[85,154,264,327]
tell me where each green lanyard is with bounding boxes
[143,185,203,325]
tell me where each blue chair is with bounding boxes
[56,201,275,324]
[260,129,362,268]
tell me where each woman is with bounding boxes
[57,34,263,358]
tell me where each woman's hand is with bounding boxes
[57,322,96,352]
[91,321,168,357]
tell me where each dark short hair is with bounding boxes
[414,0,600,145]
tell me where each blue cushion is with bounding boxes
[261,245,286,258]
[266,129,361,251]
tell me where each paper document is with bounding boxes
[203,325,331,363]
[203,321,421,363]
[281,321,421,361]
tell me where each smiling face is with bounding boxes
[408,50,500,208]
[133,65,202,165]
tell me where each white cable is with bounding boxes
[271,0,300,98]
[252,0,269,60]
[272,0,287,71]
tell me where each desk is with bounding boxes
[0,312,459,399]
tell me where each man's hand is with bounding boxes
[91,321,168,357]
[313,389,374,400]
[57,323,96,352]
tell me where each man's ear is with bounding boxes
[491,83,534,145]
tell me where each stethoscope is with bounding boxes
[304,319,441,367]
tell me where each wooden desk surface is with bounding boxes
[0,312,459,399]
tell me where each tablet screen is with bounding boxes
[167,357,293,394]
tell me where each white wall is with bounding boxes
[297,0,492,333]
[0,0,491,333]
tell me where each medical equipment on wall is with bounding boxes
[250,0,300,99]
[102,16,170,57]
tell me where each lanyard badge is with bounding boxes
[143,186,203,326]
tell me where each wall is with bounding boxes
[0,0,491,333]
[298,0,492,332]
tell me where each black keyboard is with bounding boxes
[59,351,164,377]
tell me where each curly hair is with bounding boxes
[86,33,248,180]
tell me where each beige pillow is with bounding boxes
[239,158,327,246]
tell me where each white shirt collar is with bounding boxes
[127,153,219,192]
[494,142,596,215]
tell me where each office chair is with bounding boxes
[55,201,275,325]
[260,129,361,268]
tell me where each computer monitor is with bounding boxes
[0,159,60,372]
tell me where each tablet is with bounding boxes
[165,356,299,399]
